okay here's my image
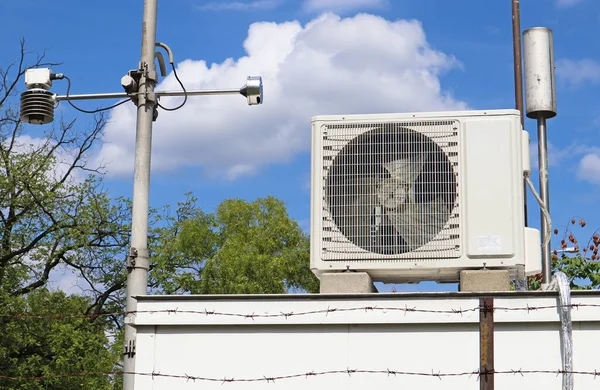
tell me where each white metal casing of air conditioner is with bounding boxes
[310,109,542,283]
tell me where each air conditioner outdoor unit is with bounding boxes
[310,109,542,283]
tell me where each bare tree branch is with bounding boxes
[0,41,128,305]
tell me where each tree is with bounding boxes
[528,218,600,290]
[0,40,318,387]
[0,289,120,390]
[0,41,131,388]
[149,194,319,294]
[0,40,131,300]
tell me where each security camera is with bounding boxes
[121,75,137,93]
[121,70,142,106]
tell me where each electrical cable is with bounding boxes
[524,174,552,247]
[548,271,574,390]
[63,75,131,114]
[157,62,187,111]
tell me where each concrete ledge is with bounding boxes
[320,272,377,294]
[459,269,511,292]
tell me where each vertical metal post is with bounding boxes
[537,115,552,284]
[512,0,527,226]
[512,0,524,125]
[479,297,494,390]
[123,0,158,389]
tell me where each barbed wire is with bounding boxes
[1,302,600,321]
[1,368,599,384]
[3,305,598,386]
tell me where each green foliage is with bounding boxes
[0,40,318,388]
[0,42,129,387]
[0,289,119,389]
[150,194,319,294]
[528,218,600,290]
[0,43,132,301]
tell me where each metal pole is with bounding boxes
[512,0,528,227]
[123,0,158,388]
[537,115,552,285]
[56,92,131,101]
[512,0,524,125]
[157,88,240,97]
[479,297,495,390]
[55,88,241,102]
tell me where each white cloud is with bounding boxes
[303,0,387,13]
[196,0,281,11]
[577,153,600,184]
[529,141,576,170]
[97,13,466,180]
[556,58,600,87]
[556,0,584,7]
[529,141,600,185]
[3,135,84,183]
[48,264,84,295]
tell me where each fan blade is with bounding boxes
[333,176,380,248]
[382,156,424,184]
[387,200,451,250]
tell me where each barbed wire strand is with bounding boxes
[1,303,599,321]
[1,368,599,383]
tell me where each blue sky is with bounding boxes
[1,0,599,292]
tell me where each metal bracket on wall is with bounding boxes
[127,247,138,268]
[124,339,136,359]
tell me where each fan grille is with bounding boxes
[321,120,461,260]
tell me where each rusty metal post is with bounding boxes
[512,0,528,227]
[479,297,495,390]
[512,0,524,126]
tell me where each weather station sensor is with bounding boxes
[240,76,263,105]
[310,109,542,283]
[19,68,263,126]
[25,68,53,90]
[20,68,61,125]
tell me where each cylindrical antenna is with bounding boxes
[524,28,557,118]
[523,27,557,286]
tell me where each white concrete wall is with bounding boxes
[131,291,600,390]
